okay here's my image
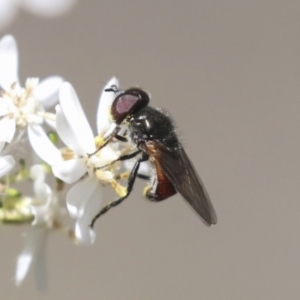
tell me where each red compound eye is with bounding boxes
[111,88,150,124]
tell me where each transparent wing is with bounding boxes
[153,141,217,226]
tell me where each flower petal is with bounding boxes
[56,104,85,155]
[75,182,103,245]
[15,245,34,285]
[0,35,19,90]
[33,181,51,205]
[0,1,17,29]
[0,141,5,152]
[28,125,62,165]
[0,155,15,177]
[31,202,49,226]
[75,222,96,246]
[0,97,10,116]
[52,158,87,184]
[30,164,45,182]
[34,76,63,109]
[15,227,48,286]
[96,77,118,135]
[66,176,100,218]
[44,118,56,130]
[59,83,95,153]
[22,0,77,17]
[31,207,45,226]
[98,145,119,163]
[0,116,16,143]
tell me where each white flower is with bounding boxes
[30,78,125,245]
[58,80,128,245]
[0,35,63,147]
[15,164,66,289]
[30,78,152,245]
[0,0,77,29]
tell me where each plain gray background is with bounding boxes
[1,1,300,299]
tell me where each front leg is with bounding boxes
[88,126,120,157]
[90,152,149,228]
[95,150,142,170]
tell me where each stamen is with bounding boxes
[43,112,56,121]
[95,135,104,148]
[110,179,127,197]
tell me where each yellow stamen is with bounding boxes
[116,171,130,180]
[143,185,151,197]
[95,135,105,149]
[110,179,127,197]
[61,147,76,160]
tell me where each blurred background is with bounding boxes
[1,1,300,299]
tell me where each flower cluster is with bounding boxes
[0,34,150,288]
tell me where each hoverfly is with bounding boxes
[90,86,217,227]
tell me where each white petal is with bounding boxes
[56,104,85,155]
[22,0,76,17]
[33,181,51,204]
[66,176,99,218]
[44,118,56,130]
[28,125,62,165]
[0,0,18,29]
[15,248,33,285]
[96,77,118,135]
[0,97,10,116]
[0,116,16,143]
[0,155,15,177]
[59,83,95,153]
[52,158,86,184]
[31,204,48,226]
[98,145,119,164]
[0,141,5,152]
[30,164,45,182]
[75,183,103,245]
[75,223,96,246]
[34,76,63,109]
[75,221,95,245]
[15,227,48,286]
[103,123,117,140]
[0,35,19,91]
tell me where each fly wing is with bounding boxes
[154,141,217,226]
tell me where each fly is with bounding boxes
[90,86,217,227]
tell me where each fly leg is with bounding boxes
[90,152,149,228]
[114,135,128,143]
[88,126,120,157]
[113,149,150,180]
[95,150,141,170]
[88,126,129,157]
[116,171,150,181]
